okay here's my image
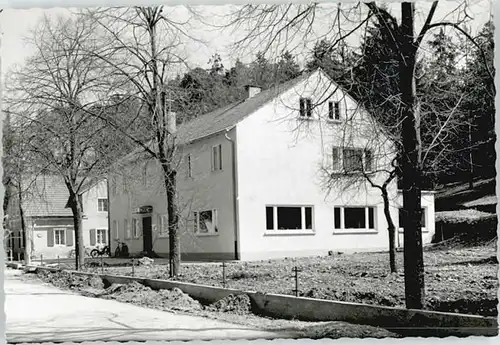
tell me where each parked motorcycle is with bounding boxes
[90,244,111,258]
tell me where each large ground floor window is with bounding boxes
[334,206,376,230]
[266,205,314,231]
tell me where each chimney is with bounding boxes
[167,111,176,134]
[244,84,262,99]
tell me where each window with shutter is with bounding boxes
[306,99,312,117]
[332,147,341,171]
[47,229,54,247]
[54,229,66,246]
[90,229,96,246]
[66,229,74,247]
[299,98,306,117]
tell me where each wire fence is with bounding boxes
[25,256,307,296]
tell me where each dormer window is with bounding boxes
[299,98,312,118]
[328,101,341,121]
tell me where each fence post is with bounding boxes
[131,259,135,277]
[100,255,104,273]
[57,255,60,268]
[221,261,227,288]
[292,266,302,297]
[40,254,43,266]
[16,252,20,262]
[9,250,13,262]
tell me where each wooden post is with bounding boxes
[222,261,227,288]
[292,266,302,297]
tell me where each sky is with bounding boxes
[0,0,493,78]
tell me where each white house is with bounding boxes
[5,175,109,260]
[108,68,435,261]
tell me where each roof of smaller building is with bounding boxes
[21,175,73,218]
[18,175,106,218]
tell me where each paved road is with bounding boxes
[5,269,291,343]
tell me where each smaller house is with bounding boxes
[5,175,109,260]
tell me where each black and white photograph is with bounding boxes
[1,0,498,343]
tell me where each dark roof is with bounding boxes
[116,70,317,163]
[19,175,105,218]
[20,175,73,217]
[175,72,312,145]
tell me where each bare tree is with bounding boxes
[79,6,197,276]
[4,14,118,270]
[221,1,492,309]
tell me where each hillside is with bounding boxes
[431,177,497,248]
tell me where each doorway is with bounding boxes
[142,216,153,253]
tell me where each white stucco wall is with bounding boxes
[108,69,436,261]
[27,180,109,260]
[235,70,402,260]
[82,180,109,246]
[108,130,237,259]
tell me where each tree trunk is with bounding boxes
[399,2,425,309]
[68,192,85,270]
[16,180,31,265]
[468,121,474,189]
[163,163,180,277]
[382,188,397,273]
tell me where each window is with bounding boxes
[124,219,131,239]
[113,220,119,240]
[98,198,108,212]
[96,229,107,245]
[157,214,168,236]
[344,149,364,171]
[54,229,66,245]
[212,144,222,171]
[328,101,341,120]
[331,147,374,173]
[194,209,218,234]
[299,98,312,117]
[399,208,426,229]
[334,207,376,230]
[132,218,140,238]
[365,149,374,172]
[187,154,192,178]
[265,206,314,231]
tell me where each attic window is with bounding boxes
[98,198,108,212]
[299,98,312,118]
[328,101,340,120]
[211,144,222,171]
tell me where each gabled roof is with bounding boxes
[114,71,314,165]
[18,175,106,218]
[20,175,73,218]
[176,71,312,145]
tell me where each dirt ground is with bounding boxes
[30,270,401,339]
[87,242,498,317]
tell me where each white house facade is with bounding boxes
[108,68,435,261]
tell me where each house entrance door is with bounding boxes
[142,216,153,253]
